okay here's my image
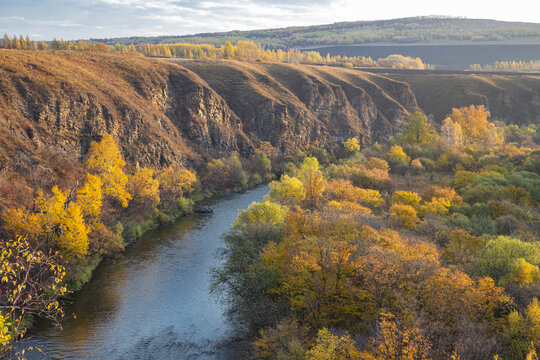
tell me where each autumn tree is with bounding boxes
[0,237,67,356]
[157,167,197,208]
[306,328,360,359]
[206,152,247,190]
[390,204,419,229]
[298,157,326,208]
[343,137,361,154]
[86,134,131,207]
[128,167,160,214]
[387,145,410,166]
[269,175,305,204]
[449,105,490,145]
[441,118,464,151]
[398,111,437,146]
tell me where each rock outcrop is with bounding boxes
[0,51,418,178]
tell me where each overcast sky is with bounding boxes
[1,0,539,41]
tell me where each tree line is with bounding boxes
[0,33,433,70]
[469,60,540,72]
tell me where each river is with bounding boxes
[23,186,268,360]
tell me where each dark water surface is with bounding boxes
[23,187,268,360]
[309,44,540,70]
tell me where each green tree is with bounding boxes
[398,112,437,146]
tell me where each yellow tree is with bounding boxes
[449,105,490,145]
[0,236,67,356]
[86,134,131,207]
[343,138,361,154]
[128,167,160,212]
[390,204,419,230]
[298,157,326,208]
[157,167,197,207]
[268,174,305,205]
[387,145,410,166]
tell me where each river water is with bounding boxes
[23,187,268,360]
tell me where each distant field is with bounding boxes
[308,44,540,70]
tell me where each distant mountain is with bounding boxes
[93,16,540,49]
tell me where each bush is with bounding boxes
[205,153,248,191]
[449,213,472,231]
[390,204,419,230]
[496,215,519,235]
[471,214,497,236]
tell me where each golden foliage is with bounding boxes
[343,137,361,153]
[157,166,197,206]
[86,134,131,207]
[387,145,410,165]
[269,174,305,204]
[449,105,490,145]
[389,204,419,230]
[306,328,361,360]
[128,167,160,211]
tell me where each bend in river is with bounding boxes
[24,186,269,360]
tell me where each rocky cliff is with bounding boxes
[0,51,417,180]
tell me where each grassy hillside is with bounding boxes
[95,16,540,49]
[386,71,540,124]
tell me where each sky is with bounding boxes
[1,0,540,41]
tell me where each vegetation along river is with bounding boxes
[23,186,269,360]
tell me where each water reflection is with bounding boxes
[23,187,268,360]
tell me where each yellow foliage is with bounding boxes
[128,167,160,210]
[158,167,197,205]
[343,138,361,153]
[366,157,390,172]
[268,174,305,204]
[421,185,462,205]
[0,311,11,348]
[233,201,288,231]
[371,313,432,360]
[306,328,361,360]
[327,200,372,216]
[419,197,451,217]
[86,134,131,207]
[35,187,90,259]
[509,258,540,285]
[387,145,410,165]
[449,105,490,145]
[77,174,103,220]
[2,207,42,239]
[392,191,421,210]
[390,204,419,230]
[298,157,326,208]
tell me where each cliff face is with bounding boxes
[0,51,418,179]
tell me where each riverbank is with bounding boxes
[22,186,269,359]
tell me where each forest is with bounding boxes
[212,105,540,359]
[0,34,432,69]
[93,17,540,49]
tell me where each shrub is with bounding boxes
[471,214,497,236]
[205,153,247,191]
[390,204,419,230]
[387,145,410,167]
[496,215,519,235]
[392,191,421,210]
[269,175,305,204]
